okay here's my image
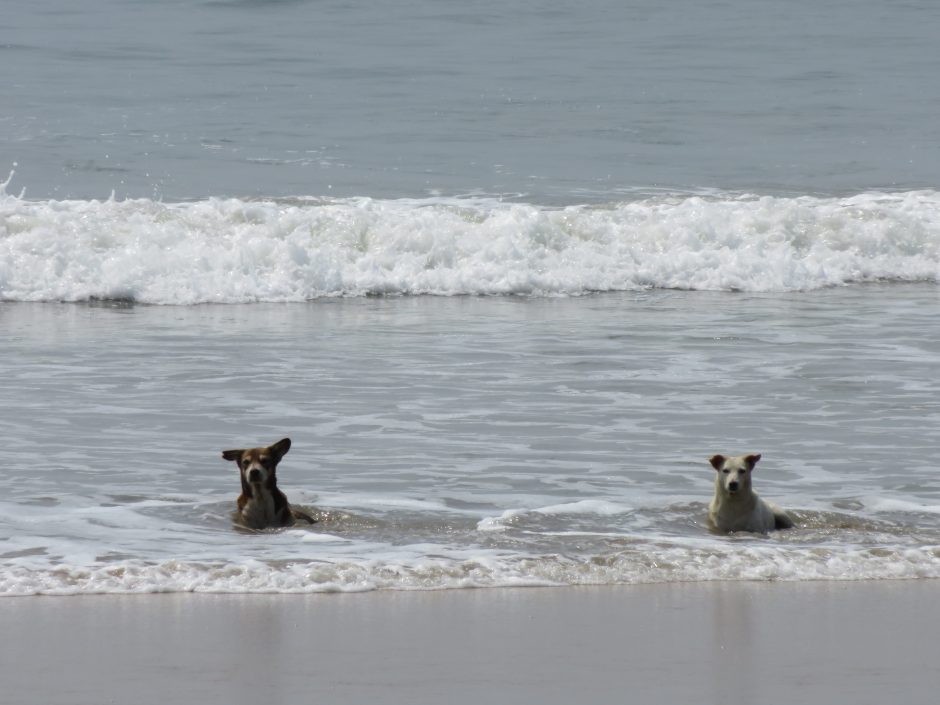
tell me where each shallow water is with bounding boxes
[3,0,940,594]
[3,286,940,593]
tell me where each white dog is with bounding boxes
[707,453,793,533]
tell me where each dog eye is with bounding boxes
[722,469,730,474]
[242,459,251,468]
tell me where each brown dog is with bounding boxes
[221,437,315,529]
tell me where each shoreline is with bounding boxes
[3,580,938,705]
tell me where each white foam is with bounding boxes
[296,531,349,543]
[533,499,632,516]
[5,494,940,596]
[477,509,527,532]
[4,544,940,596]
[477,500,632,531]
[329,496,455,513]
[2,187,939,303]
[860,497,940,515]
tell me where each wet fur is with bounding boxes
[707,453,793,533]
[221,438,315,529]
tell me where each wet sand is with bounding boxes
[2,580,938,705]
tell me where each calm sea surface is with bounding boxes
[2,0,940,594]
[3,0,940,201]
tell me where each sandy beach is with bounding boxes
[2,580,938,705]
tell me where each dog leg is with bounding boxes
[773,507,794,530]
[291,507,317,524]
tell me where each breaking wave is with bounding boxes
[5,544,940,596]
[2,183,939,303]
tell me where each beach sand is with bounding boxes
[2,580,938,705]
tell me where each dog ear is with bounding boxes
[745,454,762,470]
[269,438,292,461]
[222,449,244,462]
[709,455,725,470]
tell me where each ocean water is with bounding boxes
[2,0,940,595]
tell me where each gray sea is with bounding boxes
[2,0,940,594]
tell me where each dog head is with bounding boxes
[222,438,292,488]
[709,453,761,496]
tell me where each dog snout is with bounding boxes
[727,480,739,493]
[247,468,263,483]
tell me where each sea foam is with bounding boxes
[5,544,940,596]
[2,186,939,304]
